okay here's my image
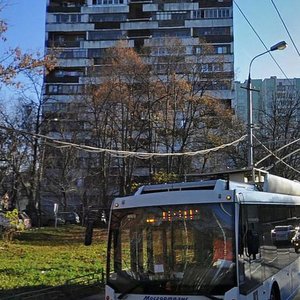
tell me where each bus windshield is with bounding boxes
[107,203,236,296]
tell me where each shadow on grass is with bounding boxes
[0,283,104,300]
[15,226,107,247]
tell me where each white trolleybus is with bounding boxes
[105,169,300,300]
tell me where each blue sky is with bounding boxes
[1,0,300,82]
[233,0,300,82]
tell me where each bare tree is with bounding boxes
[143,38,239,175]
[41,110,85,212]
[0,100,36,210]
[0,2,56,216]
[0,1,55,87]
[255,91,300,179]
[53,39,240,206]
[84,42,152,196]
[78,39,241,196]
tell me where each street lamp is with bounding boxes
[247,41,287,169]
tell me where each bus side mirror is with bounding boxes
[84,220,94,246]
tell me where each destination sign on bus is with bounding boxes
[162,209,199,221]
[146,209,200,223]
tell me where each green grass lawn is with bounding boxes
[0,225,107,295]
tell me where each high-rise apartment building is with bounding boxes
[234,77,300,125]
[43,0,234,210]
[44,0,233,112]
[234,77,300,175]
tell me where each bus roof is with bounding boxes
[111,169,300,210]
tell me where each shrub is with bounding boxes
[2,209,25,241]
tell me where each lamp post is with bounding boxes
[247,41,287,168]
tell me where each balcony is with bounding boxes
[47,6,81,13]
[130,0,152,2]
[158,20,185,27]
[46,40,81,48]
[199,0,233,8]
[45,75,80,84]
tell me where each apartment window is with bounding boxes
[215,45,230,54]
[55,70,84,77]
[62,2,76,7]
[153,29,190,38]
[63,85,82,94]
[277,82,286,92]
[56,14,82,23]
[88,49,106,58]
[151,47,170,56]
[195,46,202,54]
[75,35,85,41]
[89,14,127,22]
[73,50,86,58]
[53,33,85,43]
[192,8,231,19]
[59,50,87,58]
[200,63,223,72]
[194,27,231,36]
[276,91,287,98]
[194,44,230,55]
[219,9,230,18]
[48,84,83,94]
[92,0,125,4]
[205,9,218,18]
[213,63,223,72]
[173,12,187,20]
[156,12,171,20]
[155,11,188,21]
[45,103,71,113]
[49,85,59,94]
[88,30,123,40]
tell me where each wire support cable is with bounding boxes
[255,136,300,166]
[46,134,248,159]
[253,135,300,174]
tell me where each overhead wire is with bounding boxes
[255,136,300,166]
[270,0,300,58]
[3,123,300,173]
[234,0,300,175]
[233,0,291,82]
[4,3,298,166]
[253,135,300,175]
[270,148,300,170]
[0,125,247,159]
